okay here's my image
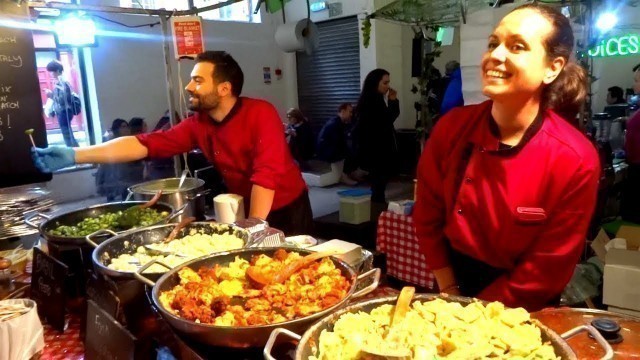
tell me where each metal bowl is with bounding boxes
[134,247,380,348]
[24,201,177,246]
[264,293,615,360]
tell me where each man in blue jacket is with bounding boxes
[440,61,464,116]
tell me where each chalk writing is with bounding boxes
[0,100,19,109]
[38,277,51,296]
[0,54,23,67]
[35,253,54,277]
[0,36,17,44]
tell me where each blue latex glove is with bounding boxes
[31,146,76,173]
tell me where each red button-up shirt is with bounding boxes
[136,97,306,211]
[625,109,640,165]
[414,101,600,310]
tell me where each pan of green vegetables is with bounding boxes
[24,200,180,245]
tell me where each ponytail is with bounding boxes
[543,62,587,122]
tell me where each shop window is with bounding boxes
[119,0,261,23]
[33,31,92,148]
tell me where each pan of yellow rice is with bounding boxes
[264,293,614,360]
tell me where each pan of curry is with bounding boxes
[134,247,380,348]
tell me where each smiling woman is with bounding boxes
[413,3,600,311]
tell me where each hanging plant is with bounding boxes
[362,16,372,48]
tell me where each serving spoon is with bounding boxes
[245,251,338,289]
[117,190,163,228]
[142,216,196,256]
[361,286,415,360]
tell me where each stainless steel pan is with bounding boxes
[264,293,614,360]
[134,247,380,348]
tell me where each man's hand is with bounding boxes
[31,146,76,173]
[388,87,398,101]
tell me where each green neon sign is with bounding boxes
[588,34,640,57]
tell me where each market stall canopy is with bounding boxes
[368,0,493,27]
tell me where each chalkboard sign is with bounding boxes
[85,300,137,360]
[86,274,121,320]
[0,0,52,188]
[30,247,68,331]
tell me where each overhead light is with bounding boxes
[595,12,618,32]
[54,13,97,47]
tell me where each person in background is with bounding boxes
[621,64,640,223]
[355,68,400,203]
[285,108,315,171]
[32,51,312,235]
[606,86,626,106]
[316,103,358,185]
[119,117,147,189]
[146,111,177,180]
[413,3,599,311]
[440,60,464,116]
[95,119,130,201]
[129,117,148,135]
[45,60,79,147]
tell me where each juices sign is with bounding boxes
[588,34,640,57]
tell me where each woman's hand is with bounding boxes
[388,87,398,100]
[441,285,461,296]
[44,89,52,98]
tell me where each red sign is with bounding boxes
[171,16,205,59]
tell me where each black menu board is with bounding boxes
[30,247,68,331]
[85,300,137,360]
[0,0,52,188]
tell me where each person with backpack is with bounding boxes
[45,60,80,147]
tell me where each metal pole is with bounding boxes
[159,15,182,177]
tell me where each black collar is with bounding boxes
[209,97,243,125]
[487,109,544,155]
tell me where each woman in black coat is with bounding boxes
[355,69,400,202]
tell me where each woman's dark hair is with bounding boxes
[608,86,625,102]
[129,117,146,135]
[286,108,307,124]
[513,3,586,121]
[356,69,390,119]
[195,51,244,97]
[46,60,64,73]
[110,118,128,137]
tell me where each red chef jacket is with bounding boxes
[414,100,600,310]
[136,97,307,211]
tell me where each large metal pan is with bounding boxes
[134,247,380,348]
[89,221,252,282]
[24,201,179,246]
[128,178,210,221]
[264,294,614,360]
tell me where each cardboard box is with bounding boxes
[592,225,640,312]
[608,306,640,318]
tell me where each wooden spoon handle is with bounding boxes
[391,286,415,327]
[141,190,163,209]
[163,216,196,243]
[271,251,338,284]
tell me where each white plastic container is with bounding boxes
[338,189,371,225]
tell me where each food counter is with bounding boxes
[1,185,639,360]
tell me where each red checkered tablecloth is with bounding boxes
[41,314,84,360]
[377,211,436,290]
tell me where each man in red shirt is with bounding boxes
[32,51,312,235]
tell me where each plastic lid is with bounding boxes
[337,189,372,197]
[591,318,623,344]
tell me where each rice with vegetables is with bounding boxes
[107,231,244,272]
[310,298,559,360]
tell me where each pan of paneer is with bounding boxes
[133,248,380,348]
